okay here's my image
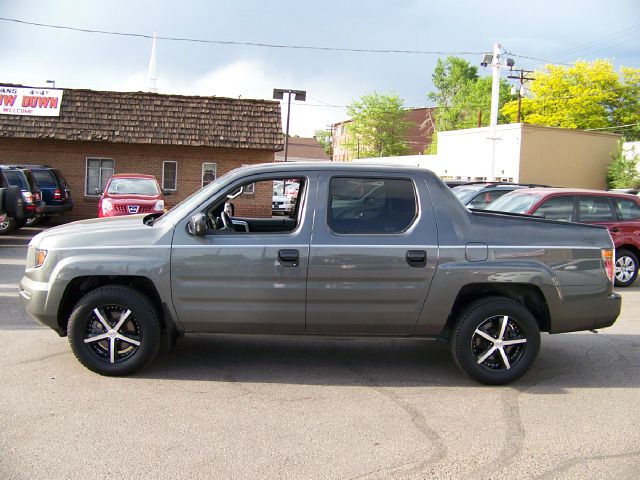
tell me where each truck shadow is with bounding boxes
[141,333,640,391]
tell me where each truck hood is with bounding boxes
[30,215,173,251]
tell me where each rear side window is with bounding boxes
[328,177,417,234]
[578,196,615,222]
[3,170,28,190]
[613,198,640,220]
[32,170,58,188]
[534,196,575,221]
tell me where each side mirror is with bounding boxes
[163,190,172,196]
[187,212,207,237]
[95,188,103,195]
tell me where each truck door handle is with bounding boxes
[406,250,427,267]
[278,249,299,266]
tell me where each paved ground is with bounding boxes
[1,225,639,479]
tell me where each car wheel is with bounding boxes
[450,297,541,385]
[614,249,638,288]
[0,217,16,235]
[68,285,161,376]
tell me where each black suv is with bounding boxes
[11,165,73,225]
[451,182,550,210]
[0,166,45,234]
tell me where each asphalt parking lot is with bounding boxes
[1,224,639,480]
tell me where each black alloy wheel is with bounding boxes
[68,286,161,376]
[451,297,541,385]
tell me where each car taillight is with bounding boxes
[34,192,41,201]
[22,192,34,204]
[53,189,61,200]
[602,248,615,284]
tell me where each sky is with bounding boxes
[0,0,639,137]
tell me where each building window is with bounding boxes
[242,164,255,194]
[202,163,217,187]
[86,158,114,196]
[162,161,177,191]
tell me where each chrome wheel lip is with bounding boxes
[615,256,636,283]
[471,315,527,371]
[83,305,142,364]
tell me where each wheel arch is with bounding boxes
[57,275,166,336]
[439,282,551,340]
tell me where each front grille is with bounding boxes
[114,205,153,214]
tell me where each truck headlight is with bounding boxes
[101,198,113,214]
[35,248,47,268]
[154,200,165,212]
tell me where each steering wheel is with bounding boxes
[220,211,234,231]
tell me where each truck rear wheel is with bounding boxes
[68,285,161,376]
[450,297,540,385]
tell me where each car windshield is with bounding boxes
[487,192,546,214]
[107,178,159,195]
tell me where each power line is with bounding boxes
[550,24,640,61]
[0,16,485,56]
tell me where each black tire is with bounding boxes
[4,186,24,221]
[614,249,638,288]
[0,217,17,235]
[0,186,5,213]
[450,296,541,385]
[68,285,162,376]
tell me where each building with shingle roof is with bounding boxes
[0,85,284,219]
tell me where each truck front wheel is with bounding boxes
[68,285,161,376]
[450,297,540,385]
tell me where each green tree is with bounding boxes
[314,129,332,156]
[344,92,411,158]
[428,56,513,131]
[501,60,640,140]
[608,140,640,188]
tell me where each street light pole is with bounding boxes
[273,88,306,162]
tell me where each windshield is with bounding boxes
[487,192,545,214]
[107,178,159,195]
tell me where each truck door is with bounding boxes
[170,173,314,334]
[306,172,438,335]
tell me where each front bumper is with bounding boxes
[19,276,65,336]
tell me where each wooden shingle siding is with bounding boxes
[0,87,284,151]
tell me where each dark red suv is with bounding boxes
[488,188,640,287]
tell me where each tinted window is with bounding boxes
[534,196,575,221]
[467,190,510,209]
[32,170,58,188]
[3,170,28,189]
[613,197,640,220]
[578,196,615,222]
[329,177,417,234]
[486,191,545,214]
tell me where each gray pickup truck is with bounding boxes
[20,163,621,384]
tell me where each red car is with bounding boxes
[98,174,165,218]
[488,188,640,287]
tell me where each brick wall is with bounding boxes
[0,138,275,220]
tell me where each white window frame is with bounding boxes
[85,157,114,196]
[201,162,217,188]
[162,161,178,192]
[242,164,255,194]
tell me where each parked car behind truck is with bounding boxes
[20,163,621,385]
[487,187,640,287]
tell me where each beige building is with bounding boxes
[354,124,621,190]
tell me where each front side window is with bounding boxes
[328,177,417,234]
[578,196,615,222]
[202,163,217,188]
[86,158,114,196]
[162,161,177,191]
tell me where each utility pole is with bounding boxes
[273,89,306,162]
[507,69,535,123]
